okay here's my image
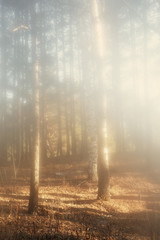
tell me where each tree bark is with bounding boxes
[28,6,40,213]
[28,49,40,213]
[93,0,110,199]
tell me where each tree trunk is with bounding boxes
[79,12,98,180]
[28,49,40,213]
[28,6,40,213]
[97,86,110,200]
[97,99,110,200]
[92,0,110,199]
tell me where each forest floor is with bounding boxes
[0,157,160,240]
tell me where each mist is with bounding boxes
[0,0,160,239]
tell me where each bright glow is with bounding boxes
[12,25,29,32]
[7,90,13,99]
[103,119,109,164]
[103,120,108,138]
[104,147,109,165]
[94,0,105,57]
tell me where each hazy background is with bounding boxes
[0,0,160,166]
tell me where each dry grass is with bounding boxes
[0,159,160,239]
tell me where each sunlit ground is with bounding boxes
[0,158,160,239]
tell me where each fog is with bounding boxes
[0,0,160,238]
[1,1,159,161]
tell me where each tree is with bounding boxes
[93,0,110,199]
[28,3,40,213]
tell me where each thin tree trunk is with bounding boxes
[143,2,152,164]
[79,12,98,180]
[0,3,7,164]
